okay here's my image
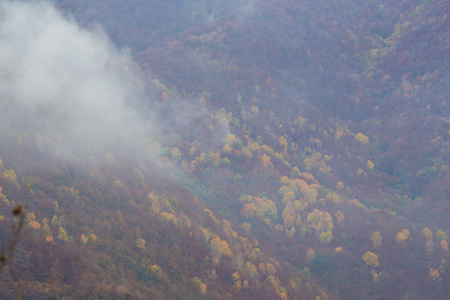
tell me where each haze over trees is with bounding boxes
[0,0,449,299]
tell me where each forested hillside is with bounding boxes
[0,0,448,299]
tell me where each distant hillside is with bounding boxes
[0,0,449,299]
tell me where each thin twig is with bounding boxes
[0,204,26,271]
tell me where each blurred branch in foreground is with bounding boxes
[1,204,26,271]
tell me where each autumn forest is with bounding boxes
[0,0,449,299]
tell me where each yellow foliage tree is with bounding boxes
[136,238,147,249]
[266,263,277,275]
[307,209,333,235]
[81,234,88,245]
[28,211,36,221]
[279,176,290,185]
[202,229,211,243]
[3,169,19,187]
[261,154,272,168]
[192,277,207,294]
[241,222,251,233]
[28,220,41,229]
[261,145,275,155]
[395,229,410,242]
[371,232,382,248]
[286,227,296,238]
[249,141,261,152]
[367,160,375,170]
[223,144,233,153]
[372,271,381,284]
[436,229,448,242]
[225,134,237,146]
[160,212,176,224]
[250,104,260,115]
[232,271,240,282]
[303,187,318,203]
[258,263,266,274]
[170,148,181,160]
[264,275,279,292]
[234,280,242,291]
[199,283,207,295]
[441,240,448,251]
[303,152,331,175]
[189,146,197,157]
[241,147,253,159]
[355,132,370,144]
[282,191,295,203]
[212,151,221,167]
[0,186,9,205]
[363,251,379,267]
[335,211,345,224]
[422,227,434,251]
[282,202,296,228]
[320,231,333,243]
[325,192,341,204]
[244,261,259,279]
[279,136,288,153]
[306,249,316,262]
[58,226,69,242]
[90,233,97,242]
[429,268,440,281]
[422,227,433,241]
[241,196,278,226]
[439,258,446,271]
[335,128,345,139]
[277,289,288,300]
[210,236,231,257]
[150,264,162,281]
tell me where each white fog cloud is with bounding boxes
[0,0,147,159]
[0,0,232,169]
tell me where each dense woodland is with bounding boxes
[0,0,449,299]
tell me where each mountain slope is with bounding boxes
[0,0,449,299]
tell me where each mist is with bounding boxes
[0,0,149,161]
[0,0,235,171]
